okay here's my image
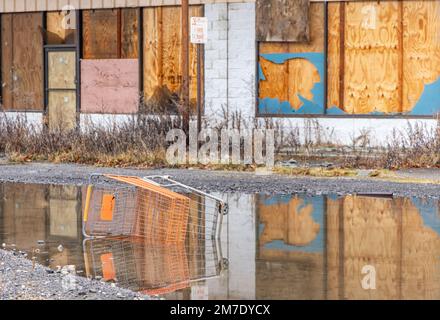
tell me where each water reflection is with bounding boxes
[0,182,439,300]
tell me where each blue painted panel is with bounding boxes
[410,77,440,116]
[258,52,325,115]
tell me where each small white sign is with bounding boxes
[191,17,208,44]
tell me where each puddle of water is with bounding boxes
[0,182,439,300]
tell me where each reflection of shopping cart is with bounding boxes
[83,237,224,295]
[83,175,227,243]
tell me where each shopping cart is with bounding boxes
[83,236,224,295]
[82,174,227,243]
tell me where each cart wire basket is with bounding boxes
[82,174,227,244]
[83,236,225,295]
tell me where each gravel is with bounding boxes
[0,249,151,300]
[0,162,438,199]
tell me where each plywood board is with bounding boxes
[48,51,76,89]
[1,14,13,109]
[11,12,44,110]
[143,5,203,113]
[81,59,139,113]
[48,90,77,130]
[46,11,76,45]
[143,7,162,108]
[258,3,324,114]
[344,1,400,114]
[256,0,310,42]
[402,0,440,114]
[121,8,139,59]
[82,9,119,59]
[327,2,342,110]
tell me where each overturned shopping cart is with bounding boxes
[82,174,227,243]
[82,237,225,295]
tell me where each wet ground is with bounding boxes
[1,181,439,300]
[0,163,438,199]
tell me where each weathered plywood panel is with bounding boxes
[256,0,310,42]
[161,6,182,94]
[327,2,341,111]
[46,11,76,45]
[81,59,139,113]
[48,51,76,89]
[83,9,119,59]
[258,3,324,114]
[143,5,203,113]
[259,44,289,106]
[48,90,77,130]
[1,14,13,109]
[344,1,400,114]
[143,7,162,106]
[11,13,44,110]
[121,8,139,59]
[1,13,44,110]
[402,0,440,115]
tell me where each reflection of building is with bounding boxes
[256,194,440,300]
[0,183,84,269]
[257,195,324,300]
[327,195,440,300]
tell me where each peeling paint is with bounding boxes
[258,52,325,115]
[410,77,440,116]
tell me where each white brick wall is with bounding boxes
[204,3,229,121]
[227,3,256,120]
[204,2,255,124]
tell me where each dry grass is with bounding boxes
[0,112,439,171]
[274,167,358,177]
[0,113,178,167]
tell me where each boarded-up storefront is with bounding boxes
[258,1,440,116]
